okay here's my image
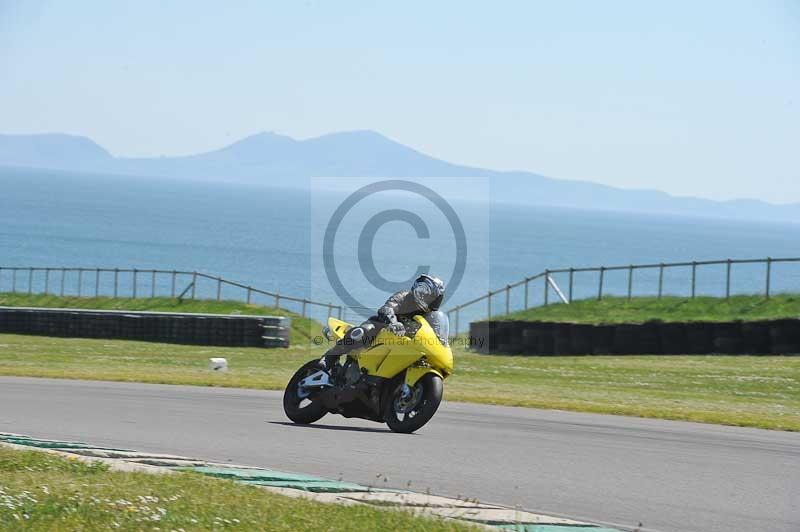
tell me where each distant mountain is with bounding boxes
[1,130,799,222]
[0,133,111,168]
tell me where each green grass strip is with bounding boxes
[496,294,800,324]
[0,445,473,531]
[1,332,798,431]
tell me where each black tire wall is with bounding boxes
[0,307,291,348]
[469,318,800,355]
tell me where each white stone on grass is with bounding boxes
[209,358,228,371]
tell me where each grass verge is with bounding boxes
[0,293,320,345]
[497,294,800,323]
[0,446,469,531]
[0,334,798,431]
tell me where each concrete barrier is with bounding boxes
[0,306,291,348]
[469,318,800,355]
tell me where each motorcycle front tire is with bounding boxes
[385,373,443,434]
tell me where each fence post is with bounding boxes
[505,285,510,315]
[171,271,176,297]
[151,270,156,298]
[598,267,605,300]
[327,303,332,319]
[543,270,550,305]
[275,292,280,309]
[337,305,343,319]
[59,268,66,296]
[568,268,574,302]
[216,278,222,301]
[29,268,34,295]
[302,299,307,318]
[78,268,83,296]
[132,269,138,299]
[114,268,119,297]
[455,307,460,336]
[246,286,252,304]
[12,268,17,293]
[691,261,697,298]
[191,272,197,299]
[487,291,492,319]
[524,278,529,309]
[766,257,772,299]
[725,259,732,299]
[658,264,664,299]
[0,267,3,292]
[627,265,634,300]
[44,268,50,294]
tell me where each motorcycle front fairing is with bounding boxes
[329,314,454,385]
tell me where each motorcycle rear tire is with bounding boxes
[283,360,328,424]
[385,373,443,434]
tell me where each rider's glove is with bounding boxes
[387,321,406,337]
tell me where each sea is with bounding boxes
[2,168,798,327]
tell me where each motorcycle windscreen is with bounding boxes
[424,310,449,346]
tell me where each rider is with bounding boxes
[321,274,445,373]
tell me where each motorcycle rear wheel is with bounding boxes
[385,373,443,434]
[283,360,328,424]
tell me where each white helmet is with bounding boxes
[411,274,445,311]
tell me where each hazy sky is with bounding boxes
[1,1,798,203]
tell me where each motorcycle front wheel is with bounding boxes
[283,360,328,424]
[385,373,443,434]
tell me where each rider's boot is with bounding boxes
[320,324,367,379]
[320,347,343,378]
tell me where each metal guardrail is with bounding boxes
[0,267,343,321]
[446,257,800,334]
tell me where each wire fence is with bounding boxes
[446,257,800,334]
[4,257,798,333]
[0,266,343,323]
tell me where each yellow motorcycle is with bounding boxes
[283,311,453,433]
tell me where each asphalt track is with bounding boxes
[1,377,798,532]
